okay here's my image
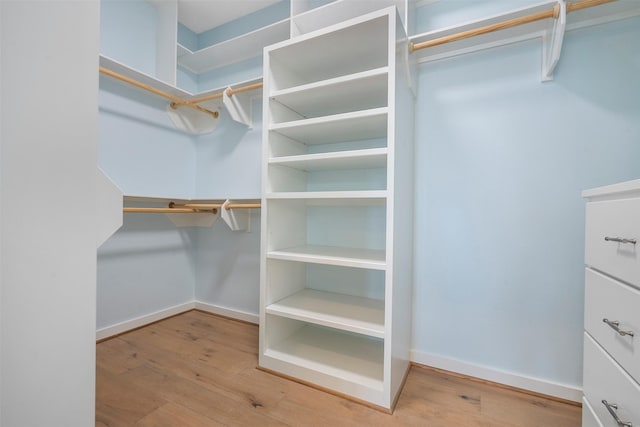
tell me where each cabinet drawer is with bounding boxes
[585,198,640,286]
[583,333,640,427]
[585,268,640,383]
[582,397,604,427]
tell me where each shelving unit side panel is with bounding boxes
[267,164,308,192]
[266,259,306,306]
[265,199,307,251]
[388,9,414,403]
[268,132,308,158]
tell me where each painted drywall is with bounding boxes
[98,77,196,199]
[194,212,261,316]
[412,16,640,389]
[1,1,99,425]
[97,214,198,330]
[100,0,157,76]
[194,100,262,199]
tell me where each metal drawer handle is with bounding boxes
[603,319,635,337]
[605,236,637,245]
[602,400,632,427]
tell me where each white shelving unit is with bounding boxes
[260,7,414,411]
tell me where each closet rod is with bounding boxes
[225,203,261,210]
[170,81,264,110]
[409,0,616,53]
[123,207,218,214]
[171,202,262,210]
[99,67,219,119]
[169,202,222,209]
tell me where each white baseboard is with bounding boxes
[410,350,582,403]
[96,301,259,341]
[194,301,259,324]
[96,301,195,341]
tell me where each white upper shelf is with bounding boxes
[100,55,262,104]
[409,0,640,64]
[177,18,290,74]
[270,108,388,145]
[270,67,389,119]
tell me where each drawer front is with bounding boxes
[582,397,604,427]
[583,333,640,427]
[585,268,640,383]
[585,198,640,286]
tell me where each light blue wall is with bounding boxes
[99,77,196,199]
[412,16,640,388]
[98,73,198,330]
[194,99,263,199]
[97,214,197,329]
[193,213,261,315]
[100,0,157,76]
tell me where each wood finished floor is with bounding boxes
[96,310,581,426]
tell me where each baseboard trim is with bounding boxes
[96,301,195,341]
[194,301,259,324]
[410,350,582,403]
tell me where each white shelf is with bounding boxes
[266,190,387,204]
[100,55,192,98]
[267,245,386,270]
[270,67,388,119]
[269,12,389,90]
[270,148,387,171]
[270,107,388,144]
[264,324,384,390]
[267,289,385,338]
[177,18,290,74]
[291,0,400,37]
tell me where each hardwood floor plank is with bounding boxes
[136,402,227,427]
[96,311,581,426]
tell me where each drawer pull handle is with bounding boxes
[603,319,635,337]
[602,400,632,427]
[604,236,637,245]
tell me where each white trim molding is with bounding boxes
[96,301,259,341]
[194,301,259,324]
[96,301,195,341]
[410,350,582,403]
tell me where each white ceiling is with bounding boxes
[178,0,282,34]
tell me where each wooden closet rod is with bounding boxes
[99,66,219,119]
[225,203,261,210]
[123,207,218,214]
[171,202,262,210]
[123,202,262,214]
[170,81,264,110]
[409,0,617,53]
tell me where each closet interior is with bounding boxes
[96,0,640,413]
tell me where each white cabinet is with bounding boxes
[260,7,414,411]
[582,179,640,427]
